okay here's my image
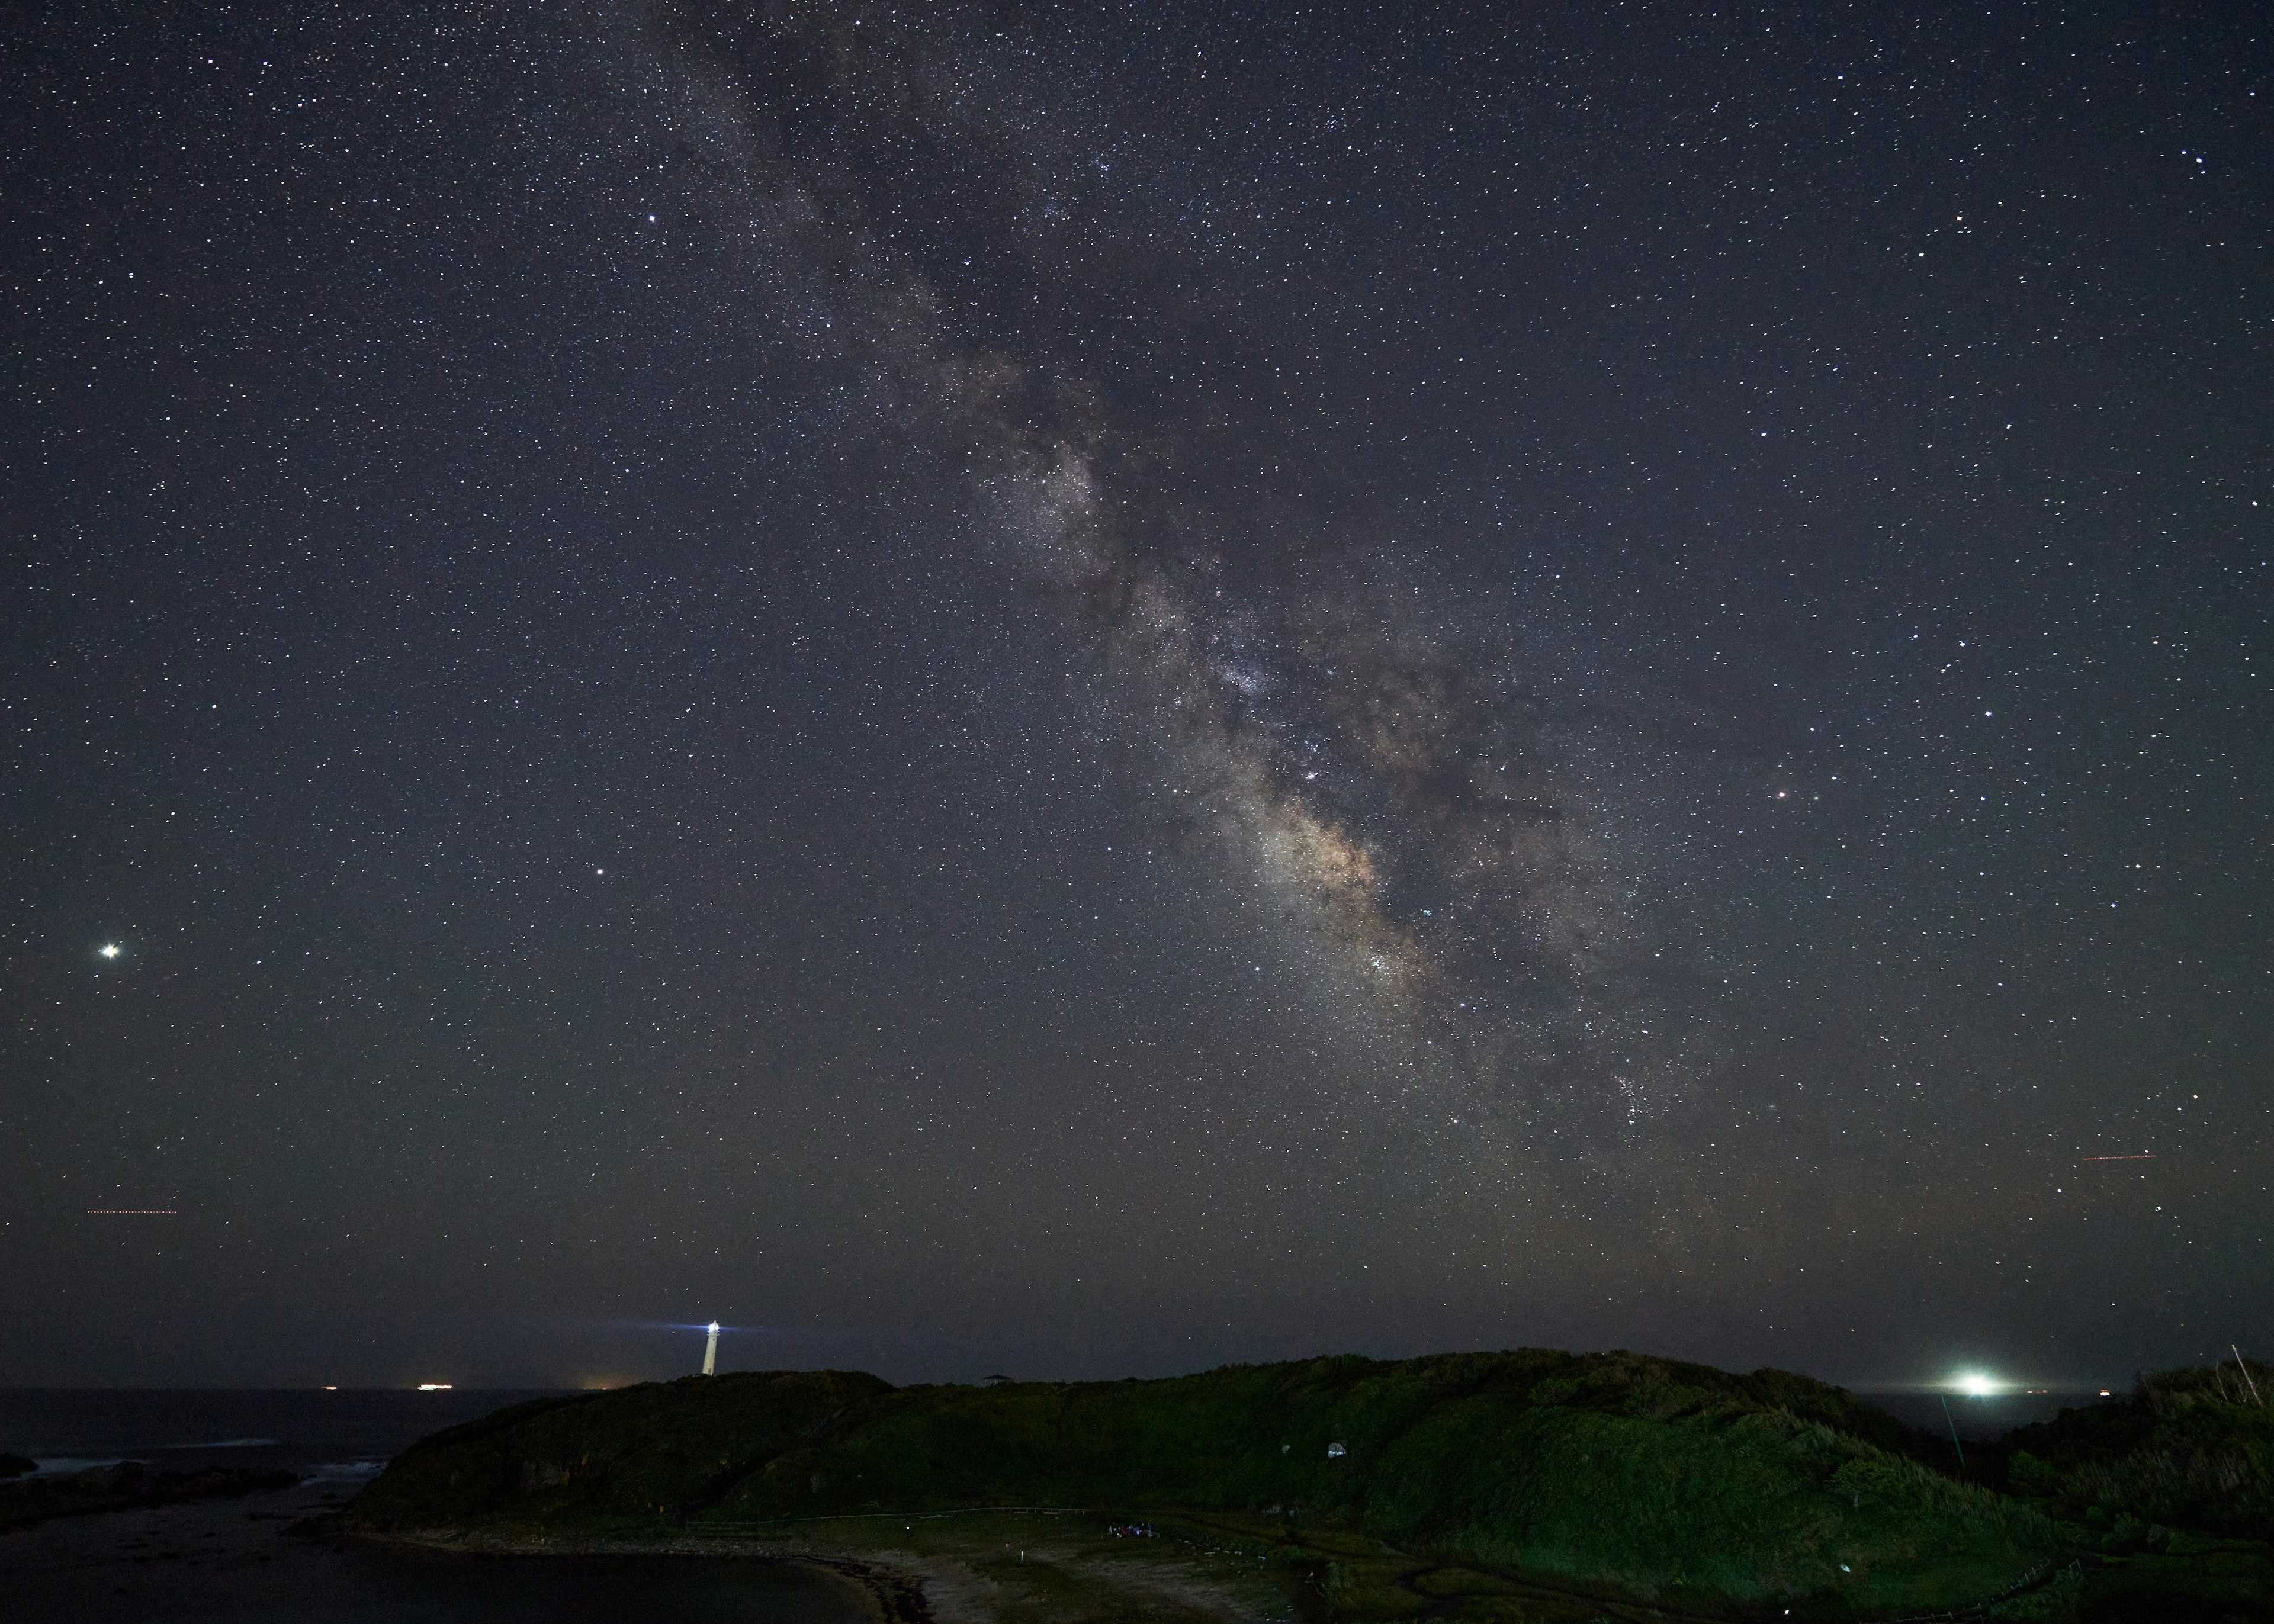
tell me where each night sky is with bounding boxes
[4,2,2267,1393]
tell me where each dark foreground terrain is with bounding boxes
[0,1473,872,1624]
[330,1347,2274,1620]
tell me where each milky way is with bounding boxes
[636,8,1737,1159]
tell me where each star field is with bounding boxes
[1,1,2267,1389]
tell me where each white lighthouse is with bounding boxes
[702,1321,720,1377]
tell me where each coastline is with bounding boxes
[336,1527,930,1623]
[0,1481,891,1624]
[0,1462,302,1533]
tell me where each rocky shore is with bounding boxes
[0,1460,301,1532]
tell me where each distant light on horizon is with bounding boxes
[1954,1371,2000,1398]
[417,1382,453,1391]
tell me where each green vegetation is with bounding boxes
[1990,1361,2273,1545]
[342,1367,892,1531]
[1977,1362,2274,1620]
[339,1349,2273,1620]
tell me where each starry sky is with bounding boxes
[4,1,2267,1392]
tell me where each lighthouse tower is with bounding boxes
[702,1321,720,1377]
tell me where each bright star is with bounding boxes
[98,943,121,960]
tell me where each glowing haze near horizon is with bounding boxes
[2,2,2267,1392]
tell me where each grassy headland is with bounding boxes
[1989,1361,2273,1543]
[340,1347,2096,1619]
[1974,1362,2274,1622]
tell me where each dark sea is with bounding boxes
[0,1390,871,1622]
[0,1387,561,1484]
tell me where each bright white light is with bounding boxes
[98,943,121,960]
[708,1321,720,1334]
[1955,1372,1999,1398]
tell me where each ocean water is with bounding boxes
[0,1390,871,1622]
[0,1387,564,1482]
